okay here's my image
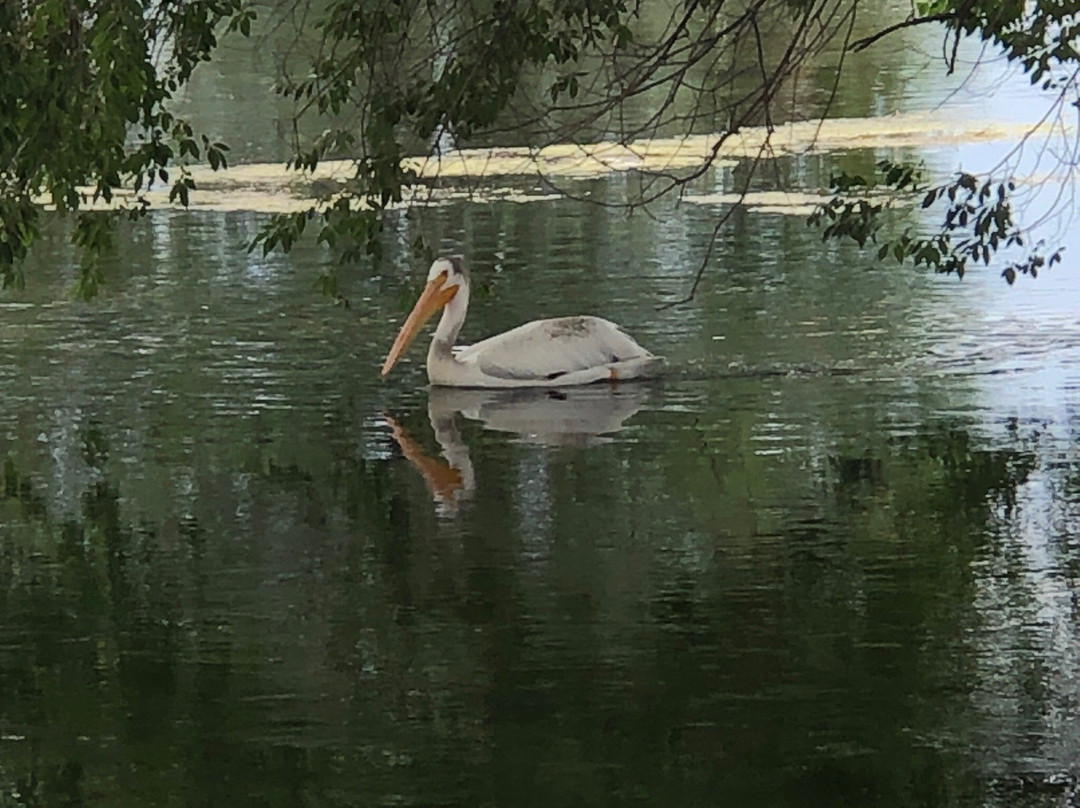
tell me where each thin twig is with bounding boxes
[847,11,955,52]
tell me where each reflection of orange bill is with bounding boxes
[380,272,458,377]
[383,413,464,504]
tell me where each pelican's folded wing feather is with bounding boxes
[456,316,651,381]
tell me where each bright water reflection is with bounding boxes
[385,384,654,516]
[3,15,1080,808]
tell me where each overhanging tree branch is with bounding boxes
[847,11,955,52]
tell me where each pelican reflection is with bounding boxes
[384,384,653,513]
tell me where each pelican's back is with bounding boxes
[447,316,662,387]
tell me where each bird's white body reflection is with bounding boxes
[384,384,652,514]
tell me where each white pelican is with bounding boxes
[380,257,663,387]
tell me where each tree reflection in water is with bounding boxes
[2,412,1078,807]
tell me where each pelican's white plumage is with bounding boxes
[381,257,663,388]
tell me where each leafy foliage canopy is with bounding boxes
[1,0,1078,296]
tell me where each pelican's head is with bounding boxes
[380,257,468,377]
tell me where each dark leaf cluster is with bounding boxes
[810,160,1064,282]
[259,0,640,270]
[0,0,250,297]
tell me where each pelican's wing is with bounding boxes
[456,316,651,381]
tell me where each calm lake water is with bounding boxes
[3,8,1080,808]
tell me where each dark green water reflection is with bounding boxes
[2,189,1080,807]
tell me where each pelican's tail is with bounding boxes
[610,354,665,381]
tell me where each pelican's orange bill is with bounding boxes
[380,272,458,377]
